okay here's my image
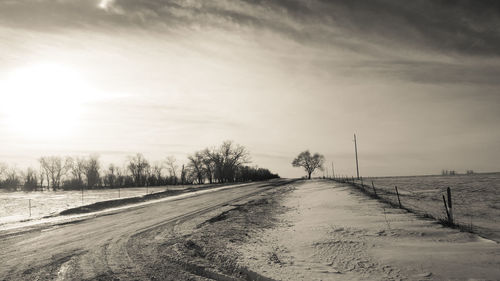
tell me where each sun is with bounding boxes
[0,63,92,139]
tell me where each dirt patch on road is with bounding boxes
[126,185,294,281]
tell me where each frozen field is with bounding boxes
[0,185,190,227]
[365,173,500,241]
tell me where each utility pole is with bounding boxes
[331,162,335,179]
[354,133,360,180]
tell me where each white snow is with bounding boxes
[238,180,500,280]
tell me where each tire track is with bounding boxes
[39,180,295,280]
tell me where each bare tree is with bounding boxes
[165,156,178,185]
[104,164,117,188]
[204,141,250,183]
[22,167,38,192]
[38,165,45,191]
[220,141,250,182]
[115,166,127,187]
[292,150,325,179]
[39,156,71,190]
[2,166,20,190]
[85,155,101,188]
[127,153,149,187]
[39,157,50,189]
[144,164,152,186]
[180,164,186,185]
[67,156,86,187]
[150,162,163,186]
[201,149,215,184]
[187,151,205,184]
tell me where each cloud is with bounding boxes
[2,0,500,60]
[102,0,500,57]
[3,0,500,88]
[340,59,500,86]
[3,0,500,90]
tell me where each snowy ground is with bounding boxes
[367,173,500,242]
[2,179,498,280]
[0,185,188,225]
[237,180,500,280]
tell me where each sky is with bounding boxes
[0,0,499,178]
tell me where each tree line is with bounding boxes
[0,141,279,192]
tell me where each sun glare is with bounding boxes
[98,0,114,10]
[0,63,94,139]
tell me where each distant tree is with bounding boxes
[2,167,20,191]
[204,141,250,183]
[0,162,7,180]
[148,162,163,186]
[201,149,215,184]
[165,156,178,185]
[292,150,325,179]
[67,157,86,188]
[0,162,7,190]
[115,166,129,187]
[39,156,71,190]
[220,141,250,182]
[187,151,205,184]
[38,165,45,191]
[180,164,187,185]
[0,141,281,191]
[84,155,101,188]
[205,147,223,183]
[103,164,117,188]
[127,153,149,187]
[235,165,279,182]
[22,168,38,192]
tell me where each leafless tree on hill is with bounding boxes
[292,150,325,179]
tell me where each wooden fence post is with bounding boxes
[395,186,402,208]
[442,194,451,224]
[371,181,377,196]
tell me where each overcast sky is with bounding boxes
[1,0,499,177]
